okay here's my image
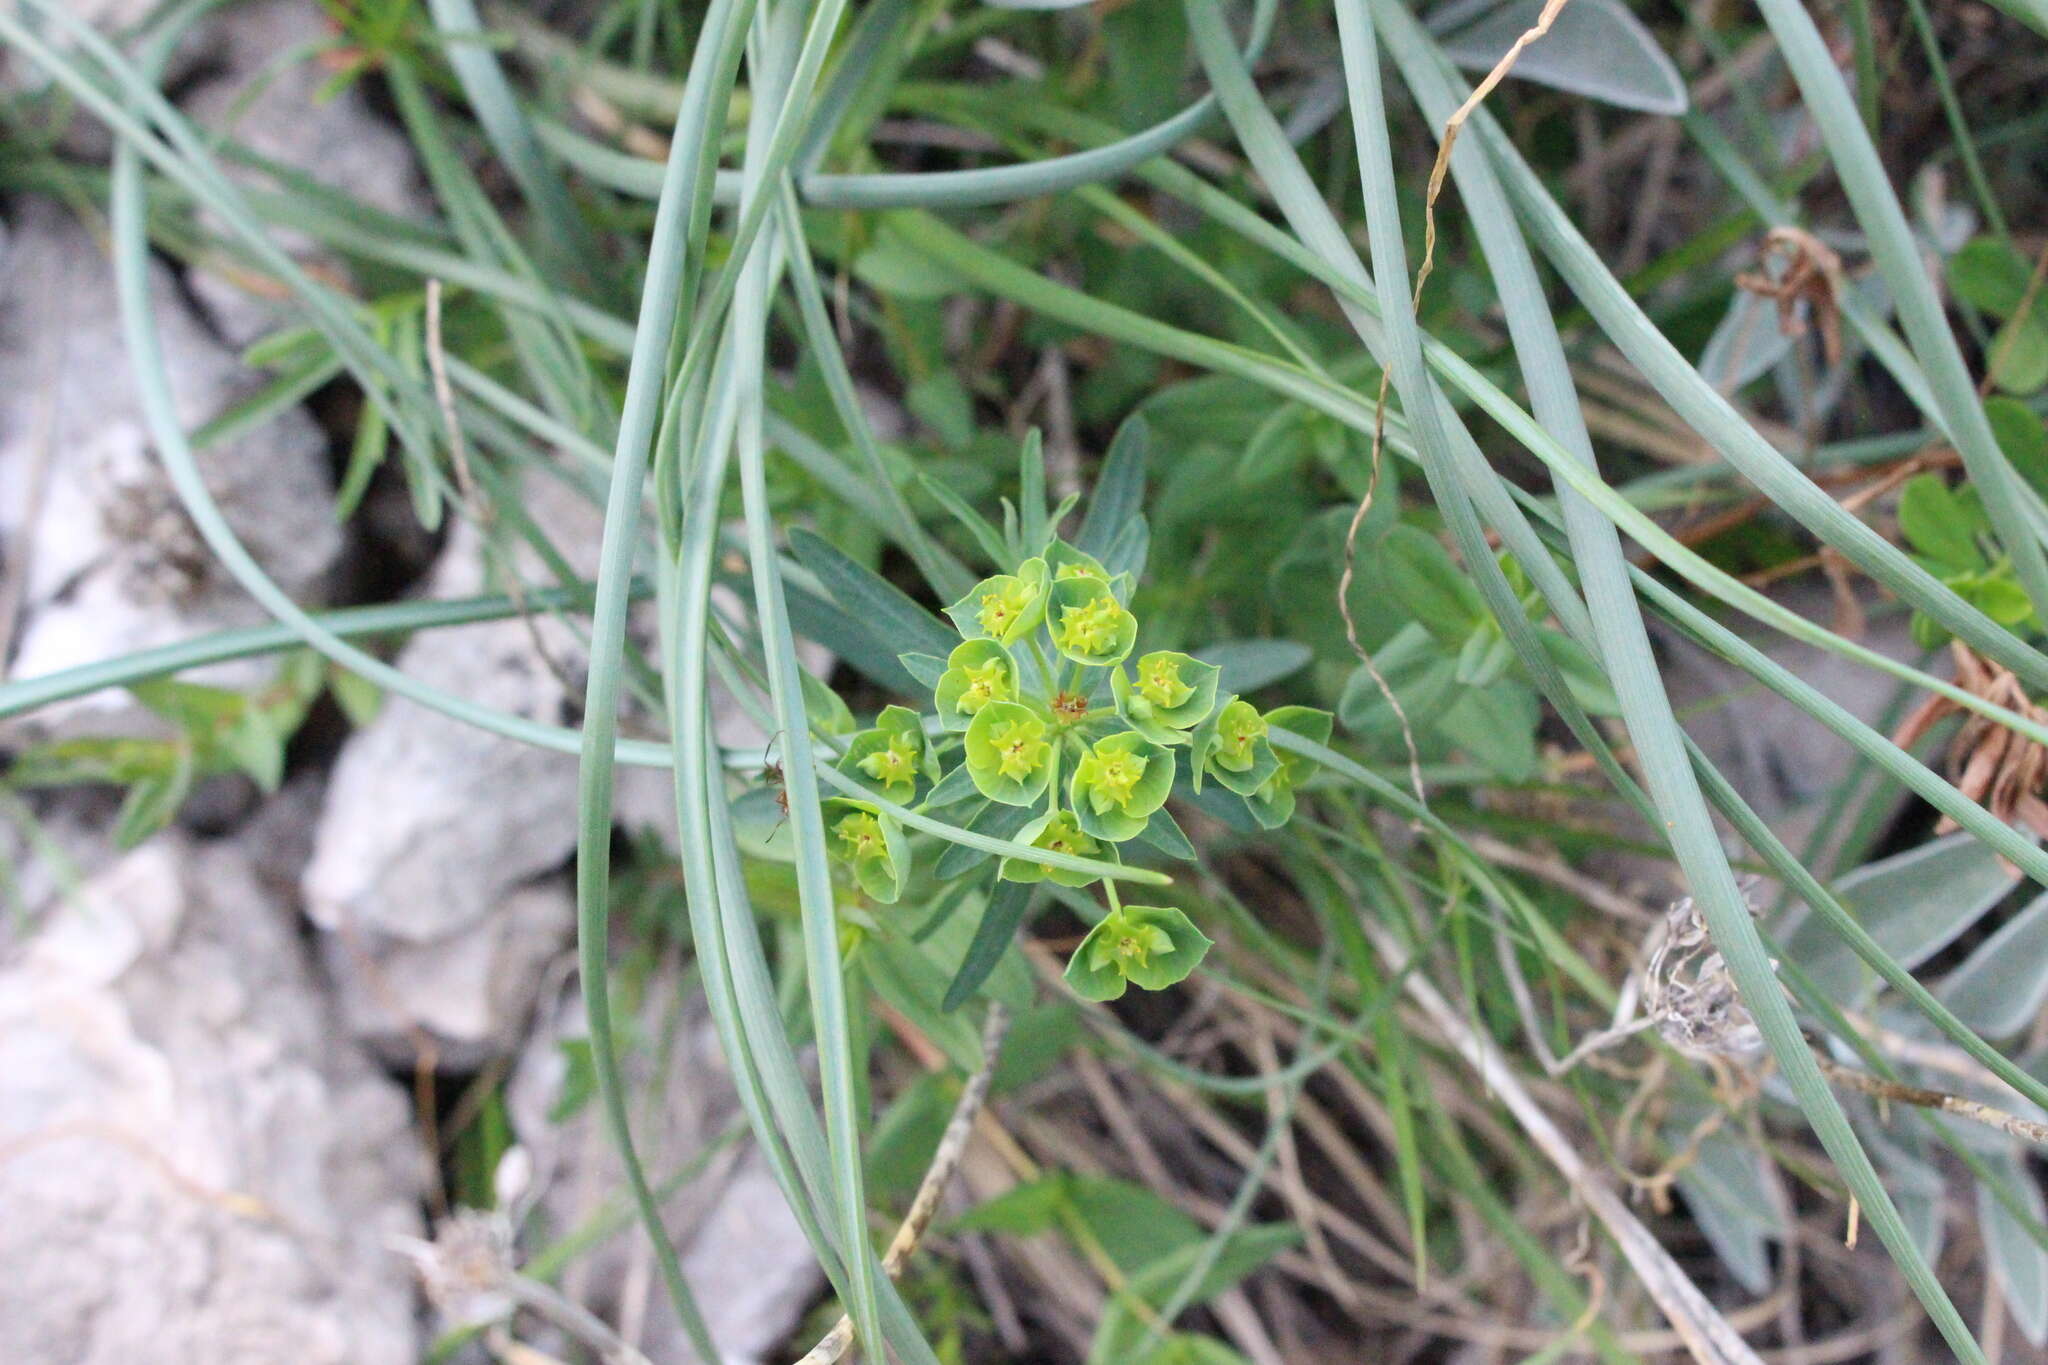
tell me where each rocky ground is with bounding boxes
[0,4,821,1360]
[0,4,1925,1362]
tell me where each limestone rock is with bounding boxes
[0,834,423,1364]
[177,0,426,347]
[0,197,340,731]
[506,973,822,1365]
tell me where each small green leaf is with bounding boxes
[1134,805,1198,860]
[945,559,1052,647]
[223,705,286,792]
[934,639,1020,731]
[791,527,957,661]
[1064,904,1211,1000]
[941,877,1036,1012]
[1990,314,2048,395]
[907,373,973,448]
[917,471,1012,568]
[932,800,1035,879]
[1246,705,1332,828]
[1980,1159,2048,1346]
[1047,576,1138,667]
[1452,623,1512,688]
[963,700,1058,806]
[1000,810,1114,887]
[1950,237,2036,317]
[1019,428,1049,556]
[853,223,964,299]
[1435,680,1539,782]
[1940,887,2048,1037]
[1896,474,1985,573]
[1076,415,1151,562]
[1988,397,2048,498]
[1112,651,1221,743]
[1381,524,1485,645]
[114,746,194,849]
[1070,731,1175,842]
[801,667,858,737]
[837,706,933,803]
[1191,696,1279,795]
[898,652,948,691]
[953,1174,1076,1238]
[1191,639,1312,695]
[824,798,909,904]
[1536,628,1619,714]
[329,667,383,728]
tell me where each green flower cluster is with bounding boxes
[821,533,1330,1003]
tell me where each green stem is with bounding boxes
[1027,636,1058,695]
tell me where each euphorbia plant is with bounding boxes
[800,422,1330,1002]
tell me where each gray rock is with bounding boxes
[0,834,423,1364]
[177,0,426,348]
[0,197,340,732]
[301,476,608,1064]
[506,972,823,1365]
[302,473,799,1064]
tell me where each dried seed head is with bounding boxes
[390,1207,515,1328]
[1642,889,1766,1064]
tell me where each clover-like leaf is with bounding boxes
[838,705,935,801]
[824,798,908,904]
[1064,904,1212,1001]
[1246,705,1332,829]
[934,638,1020,731]
[999,809,1112,888]
[1048,576,1138,667]
[1070,730,1174,842]
[1191,695,1279,796]
[963,700,1058,806]
[1111,651,1220,744]
[945,558,1050,646]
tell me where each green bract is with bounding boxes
[1070,731,1174,842]
[999,809,1111,888]
[1048,576,1137,667]
[824,798,908,904]
[1046,538,1125,593]
[1246,705,1332,829]
[1063,904,1212,1001]
[963,700,1057,806]
[837,705,935,801]
[933,639,1018,731]
[1110,650,1220,744]
[1192,695,1279,796]
[945,558,1049,646]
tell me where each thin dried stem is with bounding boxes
[790,1002,1011,1365]
[1814,1053,2048,1146]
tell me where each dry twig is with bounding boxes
[791,1002,1011,1365]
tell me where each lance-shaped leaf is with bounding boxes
[1070,730,1175,842]
[1246,705,1333,828]
[934,638,1020,731]
[824,798,909,905]
[1048,575,1138,667]
[1191,695,1279,796]
[1111,650,1221,745]
[999,809,1115,888]
[963,700,1058,806]
[945,558,1050,646]
[1064,904,1212,1001]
